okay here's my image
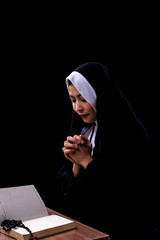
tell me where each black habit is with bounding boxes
[56,62,152,240]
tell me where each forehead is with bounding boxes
[68,84,81,97]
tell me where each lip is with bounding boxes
[79,114,89,119]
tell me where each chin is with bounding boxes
[84,119,94,124]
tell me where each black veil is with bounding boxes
[68,62,150,161]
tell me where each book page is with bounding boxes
[13,215,75,235]
[0,185,48,222]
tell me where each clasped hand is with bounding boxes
[62,134,93,170]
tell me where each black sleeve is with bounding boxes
[55,159,75,197]
[55,156,103,201]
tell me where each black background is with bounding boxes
[1,4,159,234]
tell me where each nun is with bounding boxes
[56,62,151,240]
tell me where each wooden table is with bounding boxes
[0,208,109,240]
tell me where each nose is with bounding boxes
[75,100,83,112]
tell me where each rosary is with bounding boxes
[1,219,38,240]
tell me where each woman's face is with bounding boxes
[68,84,97,123]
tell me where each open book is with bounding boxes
[0,185,76,240]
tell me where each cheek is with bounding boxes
[91,111,96,121]
[72,103,76,111]
[87,106,96,119]
[86,104,94,113]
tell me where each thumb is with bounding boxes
[80,135,92,148]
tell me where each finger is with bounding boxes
[64,142,78,149]
[80,135,92,147]
[73,135,85,144]
[62,147,75,153]
[80,135,89,143]
[62,148,76,163]
[66,136,78,144]
[64,152,75,163]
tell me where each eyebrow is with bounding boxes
[69,94,82,98]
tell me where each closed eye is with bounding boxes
[70,95,87,103]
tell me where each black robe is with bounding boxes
[56,62,152,240]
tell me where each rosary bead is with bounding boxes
[1,219,36,238]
